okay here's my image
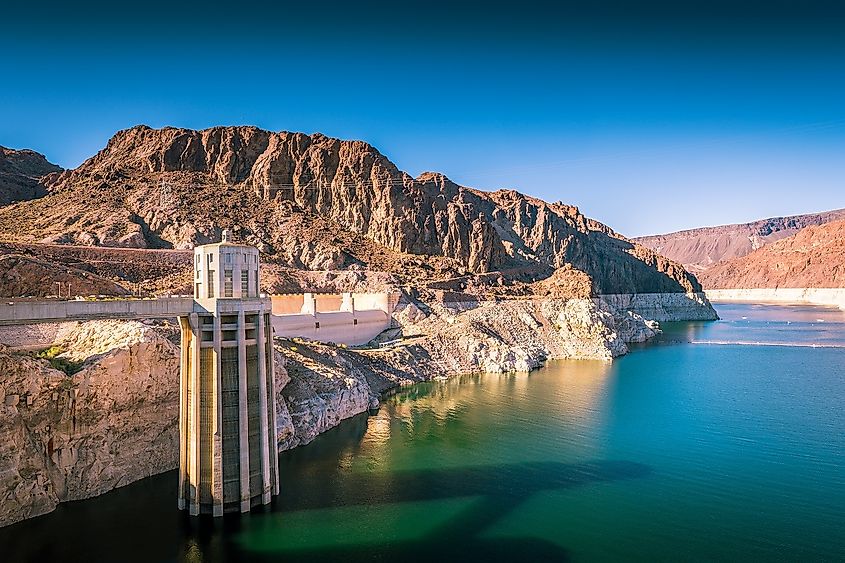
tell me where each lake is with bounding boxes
[2,302,844,561]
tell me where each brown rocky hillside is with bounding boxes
[0,146,62,206]
[0,125,703,297]
[635,208,845,272]
[699,219,845,289]
[0,252,130,297]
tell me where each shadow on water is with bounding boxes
[2,410,651,563]
[278,458,651,513]
[186,458,651,563]
[2,443,650,562]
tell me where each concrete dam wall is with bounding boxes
[270,292,400,346]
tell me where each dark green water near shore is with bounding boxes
[3,303,845,561]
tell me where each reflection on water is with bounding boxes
[1,303,844,562]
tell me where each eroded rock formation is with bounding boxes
[0,321,179,526]
[0,125,704,297]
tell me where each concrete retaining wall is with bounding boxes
[271,309,390,346]
[270,292,398,345]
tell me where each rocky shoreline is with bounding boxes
[0,292,717,527]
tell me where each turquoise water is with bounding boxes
[2,303,845,562]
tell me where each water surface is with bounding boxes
[2,303,844,561]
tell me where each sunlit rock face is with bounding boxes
[0,125,706,297]
[0,321,179,527]
[384,293,669,376]
[698,219,845,291]
[635,209,845,273]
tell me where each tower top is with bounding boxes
[192,232,260,299]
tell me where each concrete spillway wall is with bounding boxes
[270,292,399,346]
[705,288,845,310]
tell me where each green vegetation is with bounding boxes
[33,346,83,376]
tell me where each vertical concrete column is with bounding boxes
[254,258,260,298]
[375,293,390,314]
[266,312,280,496]
[217,264,224,300]
[237,309,250,512]
[256,309,272,504]
[177,316,190,510]
[211,314,224,516]
[301,292,316,315]
[341,293,355,313]
[233,256,243,299]
[188,312,201,516]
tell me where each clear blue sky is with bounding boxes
[2,1,844,237]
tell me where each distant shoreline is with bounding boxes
[705,288,845,311]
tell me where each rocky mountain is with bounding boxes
[0,125,703,297]
[699,219,845,289]
[635,208,845,272]
[0,146,62,206]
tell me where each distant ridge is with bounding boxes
[635,208,845,272]
[0,146,62,205]
[699,218,845,290]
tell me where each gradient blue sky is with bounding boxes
[2,0,844,237]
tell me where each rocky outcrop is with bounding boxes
[0,321,179,527]
[635,208,845,272]
[276,350,371,449]
[388,295,662,373]
[0,146,61,206]
[595,292,719,322]
[698,219,845,290]
[0,125,704,298]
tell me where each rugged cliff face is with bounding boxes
[635,208,845,272]
[699,219,845,289]
[0,146,62,206]
[0,125,703,297]
[0,321,179,527]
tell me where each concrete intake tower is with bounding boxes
[177,230,279,516]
